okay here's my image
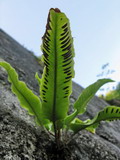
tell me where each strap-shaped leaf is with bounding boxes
[74,79,114,114]
[0,61,43,125]
[65,79,114,125]
[40,8,75,121]
[70,106,120,133]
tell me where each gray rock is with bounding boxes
[0,29,120,160]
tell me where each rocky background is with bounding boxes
[0,29,120,160]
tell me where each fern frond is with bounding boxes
[65,79,114,125]
[40,8,75,122]
[0,61,43,125]
[70,106,120,133]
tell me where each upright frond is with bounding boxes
[40,8,75,122]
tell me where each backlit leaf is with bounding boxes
[40,8,75,123]
[0,61,43,125]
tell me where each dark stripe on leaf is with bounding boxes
[46,68,49,72]
[64,69,71,74]
[65,89,69,92]
[64,79,71,83]
[61,31,67,36]
[44,63,49,68]
[63,51,72,60]
[46,32,50,37]
[44,63,48,68]
[44,42,49,49]
[62,51,71,57]
[43,49,49,56]
[67,72,72,76]
[63,66,71,71]
[63,54,72,60]
[44,81,47,85]
[64,27,68,32]
[44,60,49,67]
[63,56,72,63]
[43,48,49,54]
[43,51,49,59]
[43,85,48,89]
[44,38,49,44]
[63,86,69,90]
[43,44,50,52]
[61,28,68,36]
[43,96,46,99]
[61,36,70,45]
[106,108,108,113]
[42,90,46,93]
[44,59,50,65]
[45,35,50,41]
[61,39,70,48]
[62,60,72,67]
[65,75,72,79]
[62,44,71,51]
[111,108,114,113]
[60,32,69,41]
[62,23,68,29]
[65,90,69,94]
[46,72,49,76]
[43,100,47,102]
[44,39,49,47]
[116,109,119,113]
[44,77,48,82]
[45,73,49,77]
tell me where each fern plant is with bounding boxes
[0,8,120,148]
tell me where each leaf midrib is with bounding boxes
[52,13,58,122]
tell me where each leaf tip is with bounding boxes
[50,8,61,13]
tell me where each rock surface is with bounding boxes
[0,29,120,160]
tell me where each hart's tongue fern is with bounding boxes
[0,8,120,148]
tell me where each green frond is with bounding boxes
[74,79,114,114]
[70,106,120,133]
[65,79,114,125]
[0,61,43,125]
[40,8,75,122]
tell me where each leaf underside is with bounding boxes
[70,106,120,133]
[65,79,114,125]
[40,8,75,122]
[74,79,114,114]
[0,61,43,125]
